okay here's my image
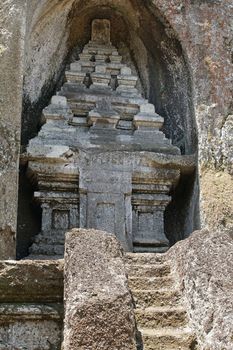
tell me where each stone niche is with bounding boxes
[23,19,195,258]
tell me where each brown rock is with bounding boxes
[168,229,233,350]
[63,228,137,350]
[200,169,233,230]
[0,259,63,302]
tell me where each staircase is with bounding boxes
[125,253,196,350]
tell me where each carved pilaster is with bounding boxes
[27,162,79,257]
[132,177,174,252]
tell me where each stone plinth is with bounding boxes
[63,228,137,350]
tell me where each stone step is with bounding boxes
[137,327,195,350]
[135,306,187,328]
[126,263,171,278]
[128,275,174,290]
[34,235,65,245]
[125,252,166,265]
[25,255,63,261]
[132,289,181,308]
[29,243,64,256]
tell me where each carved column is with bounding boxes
[132,168,179,252]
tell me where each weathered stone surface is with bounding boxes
[0,227,15,260]
[168,229,233,350]
[0,260,63,302]
[125,253,196,349]
[150,0,233,229]
[63,228,137,350]
[91,19,111,44]
[19,0,232,243]
[0,0,26,259]
[200,169,233,230]
[0,259,63,349]
[0,303,63,349]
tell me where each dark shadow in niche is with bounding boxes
[16,163,41,259]
[165,169,200,246]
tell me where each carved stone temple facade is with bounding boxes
[1,1,232,349]
[26,19,182,257]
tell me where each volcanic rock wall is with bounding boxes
[0,0,232,259]
[0,0,26,259]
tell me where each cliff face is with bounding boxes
[152,0,232,170]
[0,0,26,259]
[0,1,232,261]
[151,0,233,230]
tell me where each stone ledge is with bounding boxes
[0,260,63,303]
[0,303,63,321]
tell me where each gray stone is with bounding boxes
[134,114,164,130]
[65,70,86,84]
[51,95,67,106]
[168,229,233,350]
[0,0,26,259]
[140,103,155,114]
[70,61,82,72]
[126,253,196,349]
[121,66,132,75]
[63,228,137,350]
[95,64,107,73]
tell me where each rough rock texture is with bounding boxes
[0,304,63,350]
[200,169,233,229]
[149,0,233,230]
[63,228,137,350]
[0,259,63,302]
[0,0,26,259]
[14,0,232,259]
[0,259,63,349]
[150,0,233,170]
[168,229,233,350]
[0,0,232,256]
[22,0,233,165]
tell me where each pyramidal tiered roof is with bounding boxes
[28,19,180,155]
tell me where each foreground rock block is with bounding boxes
[168,229,233,350]
[63,228,137,350]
